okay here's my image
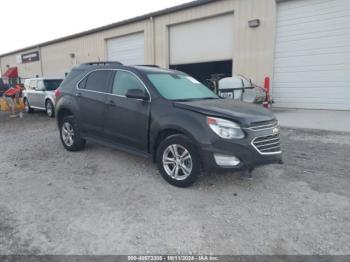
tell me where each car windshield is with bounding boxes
[147,73,218,101]
[44,80,63,91]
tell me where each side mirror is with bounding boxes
[126,89,149,101]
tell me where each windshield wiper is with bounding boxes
[201,97,218,100]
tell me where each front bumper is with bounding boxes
[199,128,283,172]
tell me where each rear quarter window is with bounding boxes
[59,69,85,90]
[81,70,110,93]
[78,77,88,89]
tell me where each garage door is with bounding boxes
[169,14,234,65]
[273,0,350,110]
[107,32,145,65]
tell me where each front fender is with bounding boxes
[150,108,217,155]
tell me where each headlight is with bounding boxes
[207,117,245,139]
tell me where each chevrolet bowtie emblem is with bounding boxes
[273,127,279,134]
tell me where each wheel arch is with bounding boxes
[55,97,80,127]
[151,127,198,162]
[56,107,74,126]
[45,97,55,106]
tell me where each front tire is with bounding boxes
[24,98,33,113]
[46,100,55,118]
[59,115,86,152]
[156,134,200,187]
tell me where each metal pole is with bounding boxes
[38,46,44,77]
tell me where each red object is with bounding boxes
[207,117,217,125]
[54,88,61,99]
[4,85,21,97]
[2,67,18,78]
[263,76,271,109]
[264,77,270,94]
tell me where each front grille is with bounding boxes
[252,133,281,155]
[248,120,278,131]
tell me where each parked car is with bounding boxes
[23,77,63,117]
[55,62,282,187]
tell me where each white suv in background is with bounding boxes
[23,77,63,117]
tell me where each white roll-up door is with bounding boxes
[273,0,350,110]
[107,32,145,65]
[169,14,234,65]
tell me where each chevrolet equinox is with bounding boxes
[55,62,282,187]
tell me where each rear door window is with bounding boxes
[84,70,111,93]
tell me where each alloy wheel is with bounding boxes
[162,144,193,181]
[46,102,53,117]
[62,122,75,147]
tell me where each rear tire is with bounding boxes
[24,98,33,113]
[59,115,86,152]
[156,134,200,187]
[46,100,55,118]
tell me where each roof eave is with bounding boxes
[0,0,216,57]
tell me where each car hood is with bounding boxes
[173,99,275,126]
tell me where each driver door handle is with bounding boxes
[76,92,82,97]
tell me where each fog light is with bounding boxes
[214,154,241,167]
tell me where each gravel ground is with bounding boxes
[0,112,349,255]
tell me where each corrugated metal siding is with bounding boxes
[41,20,153,77]
[169,13,234,65]
[273,0,350,110]
[0,48,42,79]
[107,32,145,65]
[154,0,276,86]
[1,0,277,88]
[233,0,277,86]
[154,0,237,68]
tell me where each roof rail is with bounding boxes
[136,65,160,68]
[83,61,123,66]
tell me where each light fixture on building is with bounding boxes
[248,19,260,28]
[69,53,75,59]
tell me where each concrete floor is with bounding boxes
[273,108,350,132]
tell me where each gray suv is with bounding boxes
[56,62,282,187]
[23,77,63,117]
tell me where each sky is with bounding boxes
[0,0,192,55]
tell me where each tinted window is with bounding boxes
[78,77,88,89]
[112,71,145,96]
[44,79,63,91]
[84,70,110,92]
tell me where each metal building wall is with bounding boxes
[41,20,154,77]
[0,48,42,79]
[153,0,276,86]
[233,0,277,86]
[0,0,277,87]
